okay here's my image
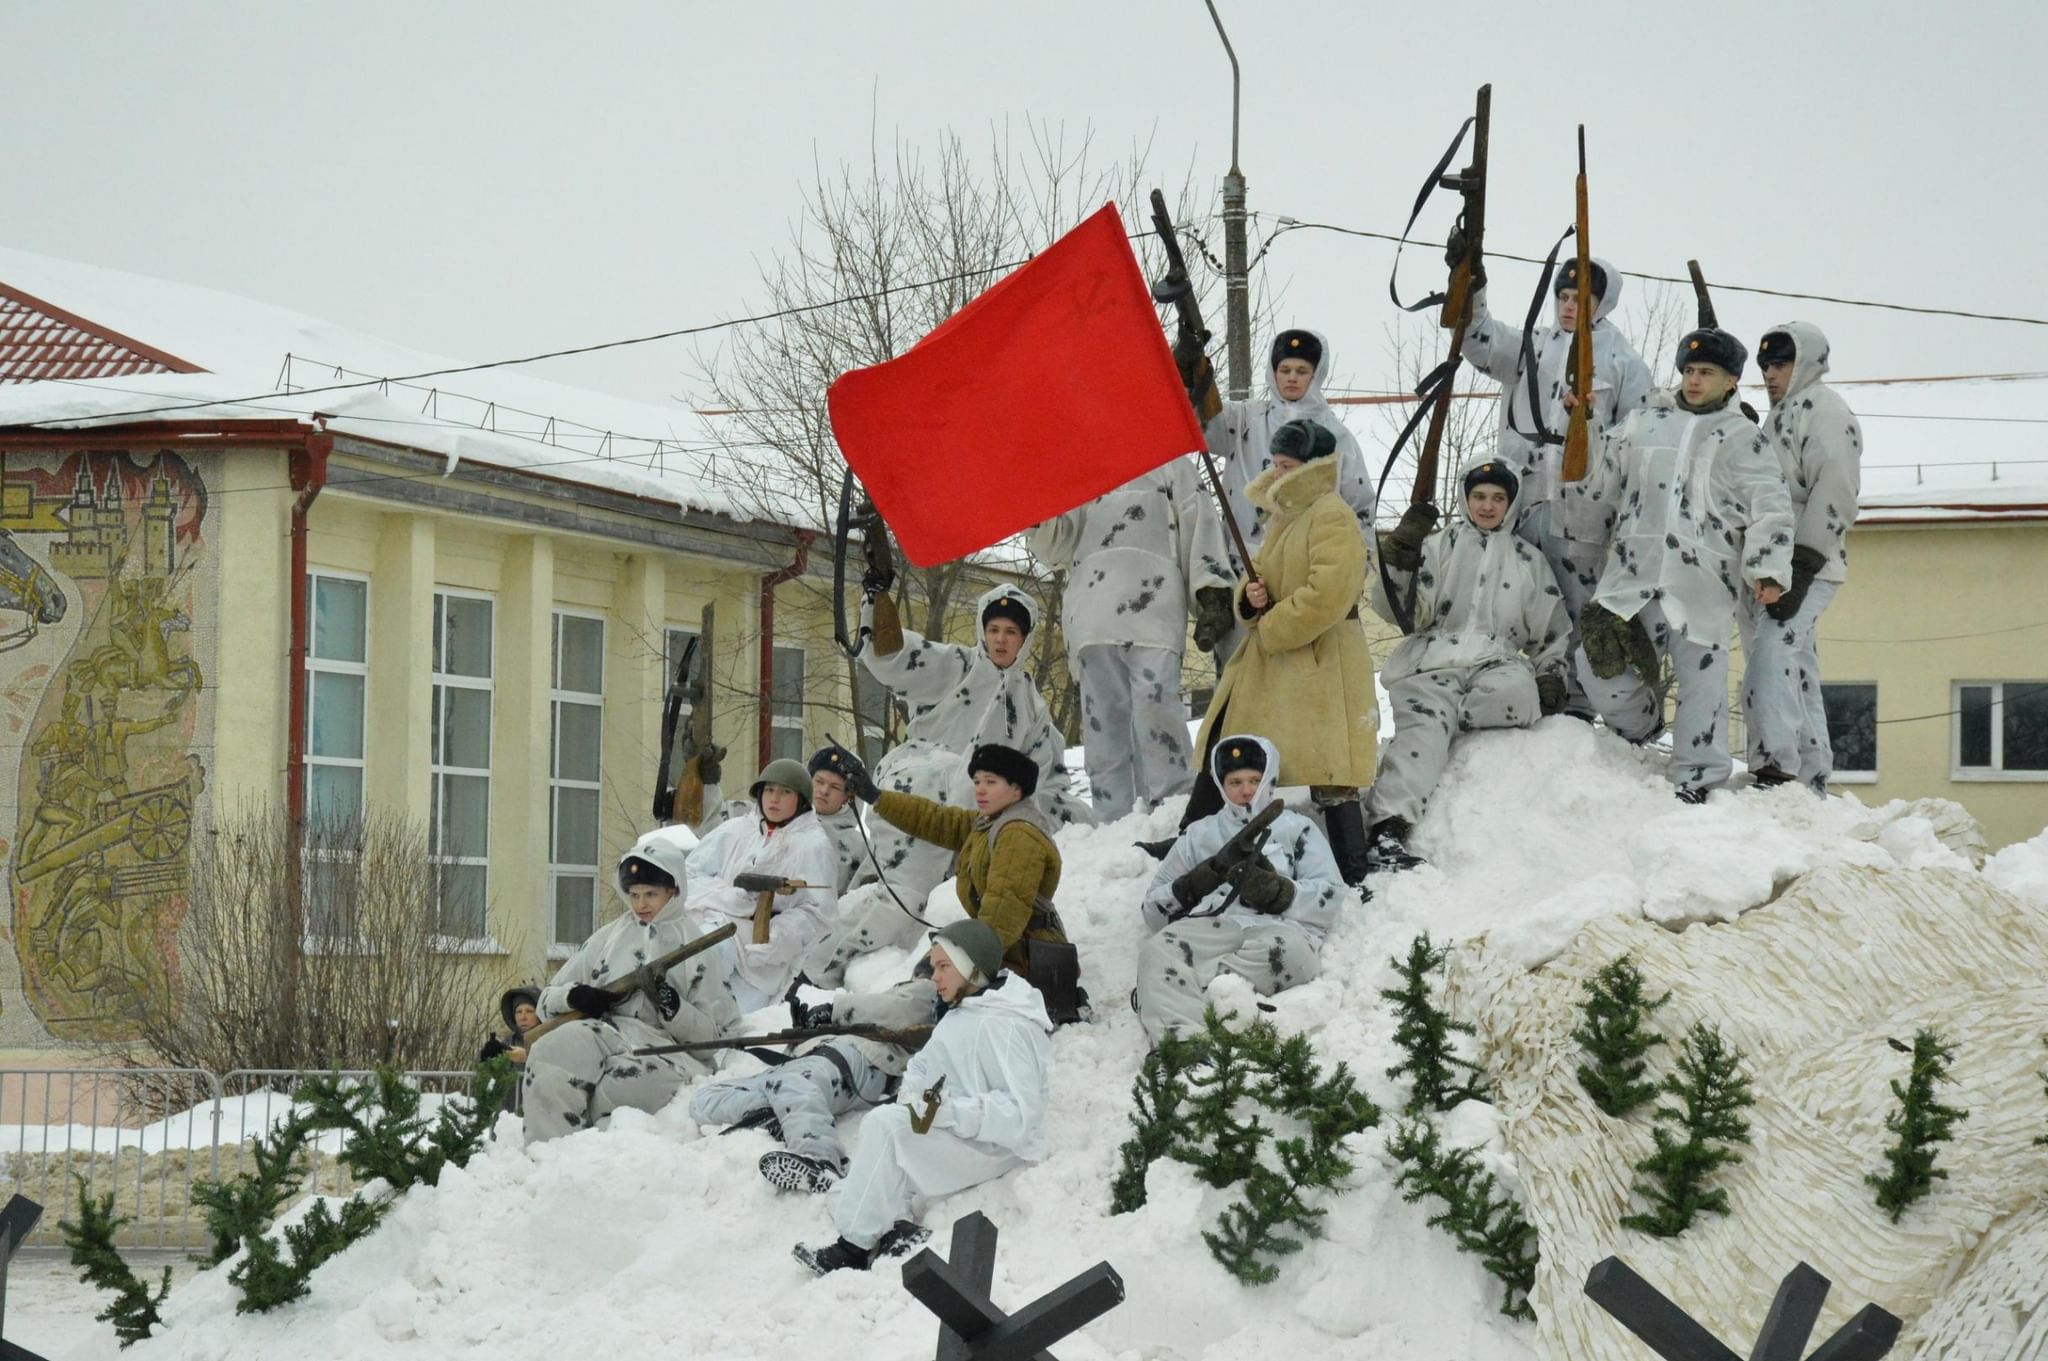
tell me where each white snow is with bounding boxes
[33,721,2048,1361]
[1985,825,2048,906]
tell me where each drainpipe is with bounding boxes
[756,530,814,769]
[285,427,333,829]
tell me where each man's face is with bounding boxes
[759,784,801,824]
[972,770,1022,815]
[1762,360,1794,405]
[1222,769,1262,807]
[1268,453,1304,476]
[1556,288,1599,334]
[512,1002,539,1033]
[929,946,969,1004]
[1466,484,1511,531]
[983,618,1026,668]
[628,884,675,924]
[811,770,848,815]
[1680,362,1738,406]
[1273,357,1316,401]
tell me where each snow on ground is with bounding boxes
[34,719,2043,1361]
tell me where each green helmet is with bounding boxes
[750,758,813,806]
[932,919,1004,988]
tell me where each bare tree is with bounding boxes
[1619,279,1691,388]
[1370,313,1501,519]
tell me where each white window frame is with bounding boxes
[769,643,808,764]
[304,570,370,821]
[1950,680,2048,782]
[1820,681,1879,785]
[431,588,496,943]
[549,608,606,951]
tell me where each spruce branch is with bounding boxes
[1177,1011,1276,1189]
[1382,933,1487,1113]
[1111,1031,1204,1214]
[1572,956,1670,1117]
[189,1108,314,1267]
[1865,1028,1969,1222]
[1621,1022,1755,1238]
[1387,1118,1539,1321]
[59,1176,172,1346]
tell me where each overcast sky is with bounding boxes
[7,0,2046,421]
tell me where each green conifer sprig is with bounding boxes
[1382,933,1487,1114]
[1865,1028,1969,1222]
[59,1177,172,1347]
[1175,1013,1277,1189]
[1386,1118,1539,1320]
[1621,1022,1755,1238]
[190,1109,315,1267]
[232,1194,391,1314]
[1572,956,1670,1117]
[1110,1031,1205,1213]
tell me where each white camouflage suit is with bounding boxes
[1368,459,1571,826]
[802,585,1088,985]
[832,971,1052,1250]
[1562,391,1795,794]
[700,796,873,895]
[688,977,937,1171]
[1136,736,1344,1043]
[1028,459,1234,821]
[1739,321,1863,789]
[684,809,840,1012]
[1463,263,1653,714]
[523,828,740,1143]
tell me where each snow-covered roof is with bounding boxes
[1843,372,2048,521]
[0,246,750,522]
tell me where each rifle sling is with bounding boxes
[831,468,861,660]
[1504,225,1578,450]
[1387,114,1481,315]
[1370,358,1461,635]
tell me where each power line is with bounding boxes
[1872,681,2048,726]
[1823,618,2048,645]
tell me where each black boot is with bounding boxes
[1367,817,1425,873]
[1748,764,1794,789]
[1321,800,1372,888]
[1134,836,1177,861]
[793,1236,873,1275]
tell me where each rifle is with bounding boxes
[653,602,722,827]
[631,1021,934,1059]
[732,872,829,946]
[1146,188,1257,582]
[1686,259,1762,424]
[1167,800,1285,923]
[908,1074,947,1134]
[523,922,738,1045]
[833,483,904,660]
[1561,126,1595,484]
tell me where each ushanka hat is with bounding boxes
[618,855,677,894]
[1269,329,1323,371]
[1676,328,1748,379]
[966,743,1038,797]
[1463,460,1520,503]
[1757,329,1796,367]
[1270,418,1337,462]
[1554,257,1609,302]
[1213,738,1268,782]
[979,593,1033,635]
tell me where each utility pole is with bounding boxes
[1205,0,1251,401]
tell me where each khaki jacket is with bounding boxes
[874,790,1065,977]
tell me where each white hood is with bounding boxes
[1208,733,1282,822]
[1263,326,1341,421]
[971,583,1038,666]
[1555,255,1623,328]
[1766,319,1832,404]
[615,825,697,911]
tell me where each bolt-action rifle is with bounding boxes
[1166,799,1284,923]
[631,1020,934,1059]
[1409,84,1491,514]
[523,922,739,1045]
[733,872,830,946]
[1561,127,1596,484]
[653,602,722,827]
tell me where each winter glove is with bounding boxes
[1192,585,1236,654]
[796,1001,835,1029]
[1380,503,1440,574]
[1170,857,1230,910]
[1536,672,1569,716]
[479,1036,508,1062]
[858,505,896,598]
[1445,224,1486,290]
[1231,863,1296,916]
[1578,602,1637,682]
[693,743,725,788]
[1172,323,1211,394]
[861,563,895,598]
[818,743,881,803]
[1765,545,1829,622]
[566,984,620,1018]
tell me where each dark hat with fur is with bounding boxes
[1213,738,1268,783]
[1677,328,1748,380]
[1757,329,1796,368]
[1555,258,1609,302]
[979,594,1033,635]
[1269,329,1323,372]
[966,743,1038,797]
[1270,418,1337,463]
[618,855,677,894]
[1463,460,1520,503]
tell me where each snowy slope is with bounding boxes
[57,720,2048,1361]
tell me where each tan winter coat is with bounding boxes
[1195,458,1378,788]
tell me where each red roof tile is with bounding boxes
[0,282,202,384]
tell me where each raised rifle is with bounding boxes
[630,1020,935,1059]
[1687,259,1761,424]
[1561,126,1595,484]
[833,485,904,660]
[523,922,738,1045]
[1146,188,1258,583]
[733,872,829,945]
[653,602,722,827]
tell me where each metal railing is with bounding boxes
[0,1067,477,1249]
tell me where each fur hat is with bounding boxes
[979,594,1033,636]
[1270,418,1337,463]
[932,919,1004,988]
[1757,329,1796,368]
[808,746,851,783]
[966,742,1038,797]
[1269,329,1323,372]
[1213,739,1268,782]
[1555,258,1609,302]
[618,855,677,894]
[1463,460,1519,503]
[1677,328,1747,380]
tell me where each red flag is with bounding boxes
[826,203,1203,567]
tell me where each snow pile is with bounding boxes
[60,720,2048,1361]
[1985,826,2048,907]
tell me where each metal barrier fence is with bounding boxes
[0,1067,477,1249]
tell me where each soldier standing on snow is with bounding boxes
[1136,736,1343,1042]
[1365,458,1571,870]
[1454,254,1653,716]
[521,830,739,1143]
[793,920,1052,1275]
[1740,323,1863,793]
[1563,329,1794,802]
[1028,457,1235,822]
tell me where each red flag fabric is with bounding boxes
[826,202,1203,567]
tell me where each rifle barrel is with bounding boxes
[1561,125,1595,484]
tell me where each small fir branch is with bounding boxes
[1621,1022,1755,1238]
[1382,933,1487,1114]
[1865,1028,1969,1222]
[189,1108,314,1267]
[1111,1031,1205,1214]
[1387,1118,1539,1321]
[1572,956,1670,1118]
[59,1176,172,1346]
[1175,1011,1277,1189]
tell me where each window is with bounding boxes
[305,573,369,822]
[1821,683,1877,783]
[551,611,605,947]
[431,592,494,939]
[770,645,807,764]
[1953,681,2048,780]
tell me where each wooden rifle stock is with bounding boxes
[1410,84,1490,510]
[1686,259,1717,329]
[523,922,738,1044]
[1561,126,1595,484]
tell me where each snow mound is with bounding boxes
[87,721,2048,1361]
